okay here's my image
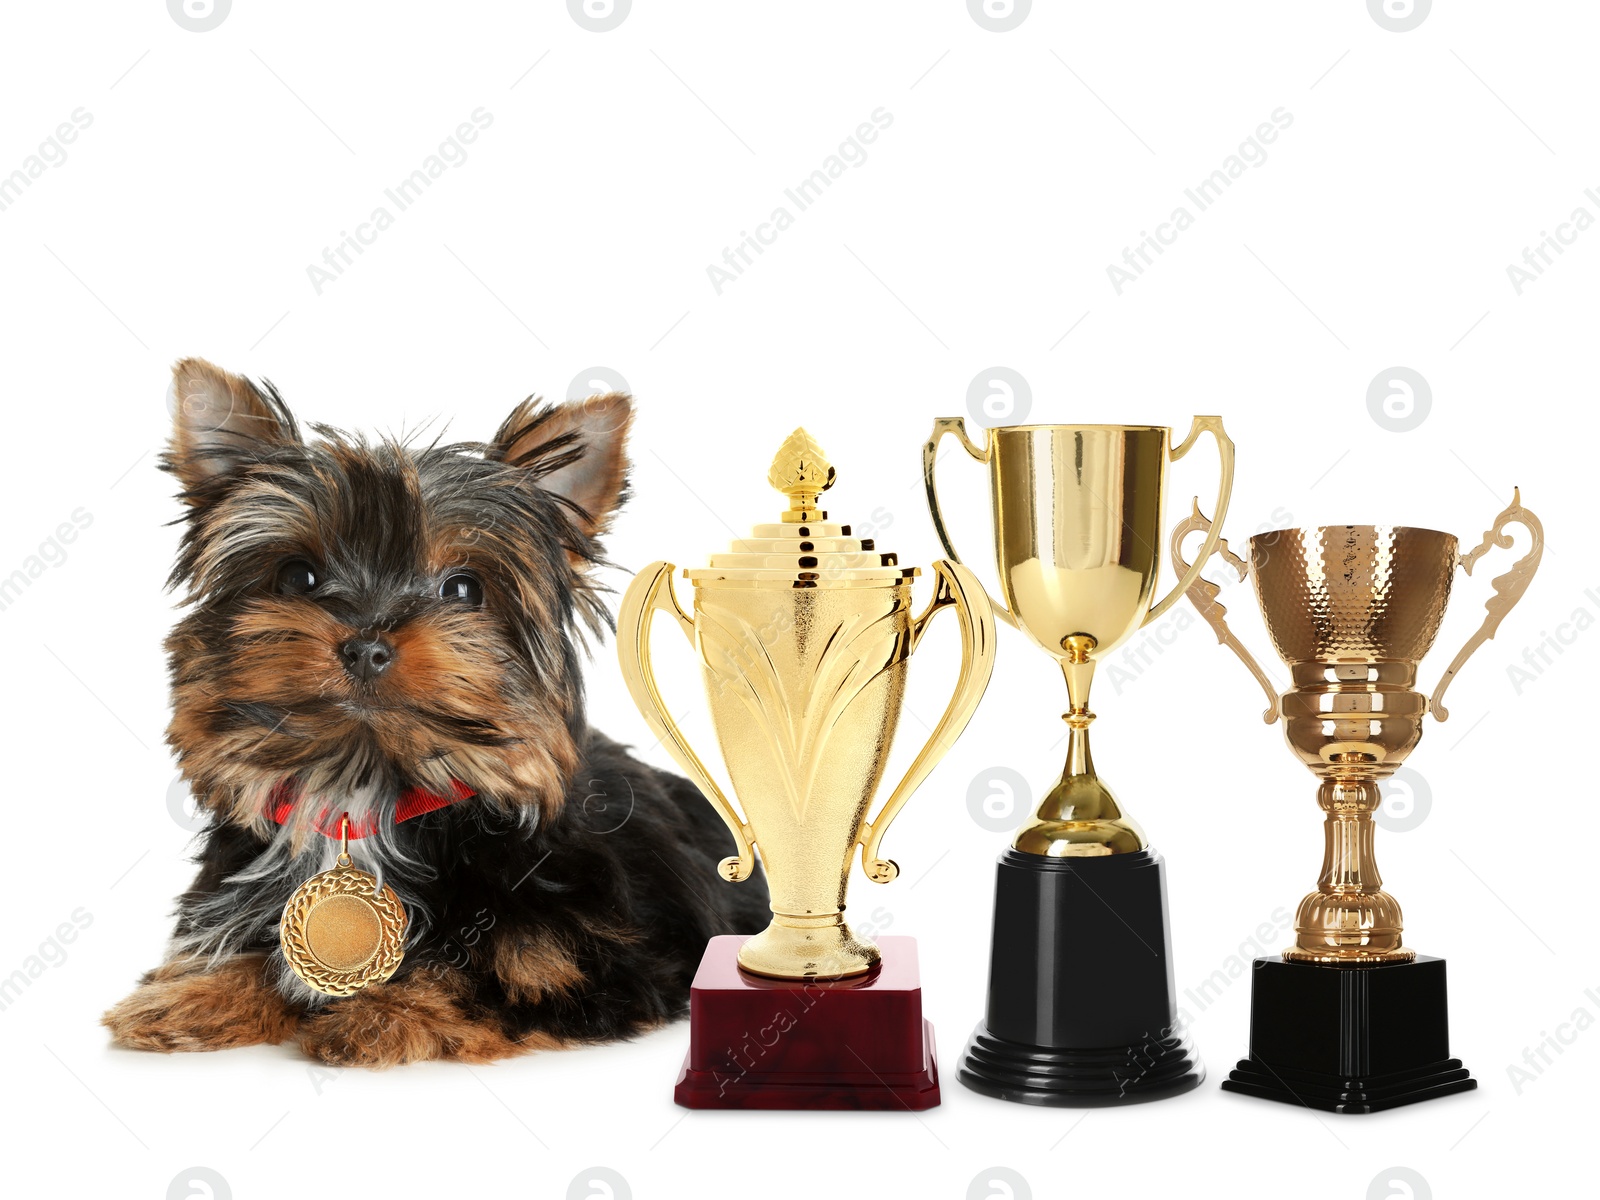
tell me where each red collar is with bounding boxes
[269,778,475,840]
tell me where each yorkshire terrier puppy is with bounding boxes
[104,358,767,1067]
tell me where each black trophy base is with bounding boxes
[960,1025,1203,1107]
[958,848,1202,1107]
[1221,954,1477,1114]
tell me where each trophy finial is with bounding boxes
[768,428,835,522]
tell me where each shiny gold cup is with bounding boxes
[923,418,1234,854]
[618,430,996,979]
[1174,490,1543,961]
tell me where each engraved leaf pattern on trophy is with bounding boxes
[697,604,904,825]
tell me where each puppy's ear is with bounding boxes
[492,393,632,541]
[165,357,300,499]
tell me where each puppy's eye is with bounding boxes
[439,572,484,607]
[278,559,320,594]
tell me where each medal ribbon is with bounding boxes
[269,777,476,840]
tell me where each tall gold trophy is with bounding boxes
[618,429,995,1109]
[924,417,1233,1105]
[1174,490,1542,1111]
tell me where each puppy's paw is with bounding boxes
[295,968,552,1068]
[103,956,300,1052]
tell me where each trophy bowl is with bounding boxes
[1254,523,1460,665]
[925,417,1235,855]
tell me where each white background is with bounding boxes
[0,2,1591,1198]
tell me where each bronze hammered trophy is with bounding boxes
[1173,490,1542,1111]
[924,416,1234,1105]
[618,430,995,1109]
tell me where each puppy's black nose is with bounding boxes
[339,636,395,681]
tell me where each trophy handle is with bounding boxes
[1144,414,1237,625]
[1429,488,1544,721]
[617,561,757,882]
[922,417,1017,629]
[1170,501,1279,724]
[858,559,997,883]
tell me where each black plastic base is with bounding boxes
[1221,955,1477,1113]
[961,1024,1204,1106]
[958,848,1202,1107]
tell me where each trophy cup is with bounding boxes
[1172,490,1543,1111]
[923,417,1234,1105]
[618,429,996,1109]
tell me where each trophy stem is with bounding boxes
[1286,777,1414,964]
[1062,720,1094,779]
[1012,639,1146,856]
[1061,636,1096,781]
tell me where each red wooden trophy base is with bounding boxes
[673,935,940,1110]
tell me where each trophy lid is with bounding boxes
[684,429,916,588]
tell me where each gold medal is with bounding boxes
[279,815,406,996]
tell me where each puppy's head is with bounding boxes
[161,357,631,830]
